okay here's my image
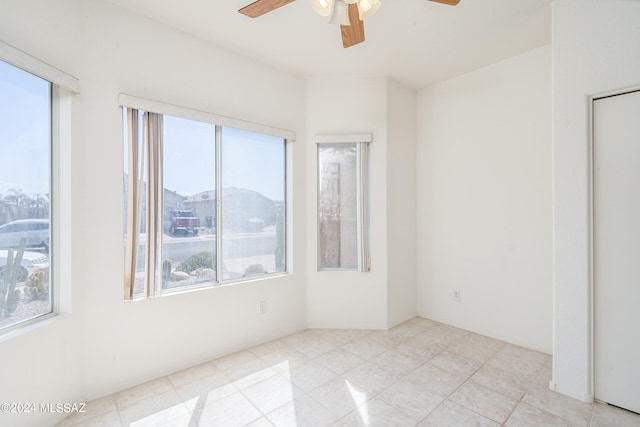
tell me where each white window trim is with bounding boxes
[0,40,79,93]
[119,94,295,141]
[315,133,372,144]
[0,43,77,336]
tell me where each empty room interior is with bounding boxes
[1,0,639,426]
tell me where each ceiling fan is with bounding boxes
[239,0,461,48]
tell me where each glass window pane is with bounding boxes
[318,143,358,270]
[0,60,52,329]
[221,128,285,280]
[161,116,216,291]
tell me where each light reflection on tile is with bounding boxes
[241,374,304,414]
[55,317,640,427]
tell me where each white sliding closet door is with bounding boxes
[593,89,640,414]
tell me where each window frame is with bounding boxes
[316,134,371,273]
[121,94,294,300]
[0,41,78,335]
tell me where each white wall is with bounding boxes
[551,0,640,403]
[386,80,418,327]
[0,1,306,425]
[417,45,552,353]
[305,76,389,329]
[0,2,85,426]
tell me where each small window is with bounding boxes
[317,135,370,272]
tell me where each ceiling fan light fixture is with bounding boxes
[329,0,351,26]
[309,0,333,16]
[356,0,381,20]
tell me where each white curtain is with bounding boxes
[123,110,163,300]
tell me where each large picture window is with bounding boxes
[0,60,52,330]
[123,97,290,300]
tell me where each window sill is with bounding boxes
[125,271,291,302]
[0,312,61,344]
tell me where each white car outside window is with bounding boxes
[0,219,49,252]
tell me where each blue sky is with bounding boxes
[0,61,50,198]
[160,117,285,201]
[1,59,285,203]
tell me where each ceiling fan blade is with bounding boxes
[428,0,460,5]
[340,4,365,48]
[239,0,296,18]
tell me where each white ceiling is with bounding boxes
[105,0,552,89]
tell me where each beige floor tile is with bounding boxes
[249,338,288,358]
[259,347,311,371]
[114,376,174,408]
[591,401,640,427]
[449,381,518,423]
[342,337,392,360]
[55,409,122,427]
[220,356,273,383]
[405,326,447,349]
[246,417,276,427]
[167,361,219,388]
[505,402,579,427]
[193,392,262,427]
[174,374,237,411]
[232,365,280,390]
[470,363,533,399]
[484,347,548,378]
[326,329,372,346]
[294,337,339,359]
[499,344,550,365]
[429,324,469,346]
[531,359,553,388]
[447,340,501,364]
[367,330,407,347]
[418,400,500,427]
[522,384,594,425]
[378,375,447,420]
[280,330,316,348]
[461,333,506,353]
[407,363,467,397]
[241,374,304,414]
[267,394,339,427]
[280,359,339,392]
[118,389,189,426]
[383,319,431,341]
[426,351,482,379]
[342,360,403,395]
[393,340,443,364]
[403,316,438,328]
[368,348,423,377]
[341,398,418,427]
[309,376,372,418]
[213,349,260,371]
[54,321,640,427]
[405,329,450,349]
[157,412,198,427]
[313,347,365,374]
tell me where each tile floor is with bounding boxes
[57,317,640,427]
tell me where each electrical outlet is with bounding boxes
[452,290,461,302]
[258,300,267,315]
